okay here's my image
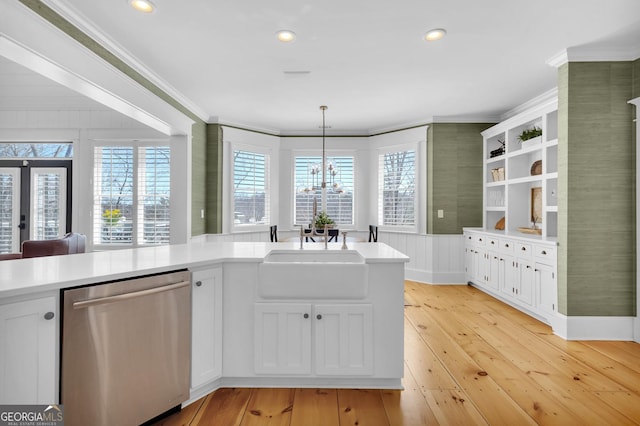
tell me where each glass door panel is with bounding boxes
[30,167,67,240]
[0,168,20,253]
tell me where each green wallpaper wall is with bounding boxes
[557,61,635,316]
[427,123,491,234]
[191,122,207,236]
[206,124,223,234]
[633,58,640,99]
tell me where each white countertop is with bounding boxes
[0,241,409,299]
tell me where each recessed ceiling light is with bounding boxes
[129,0,155,13]
[276,30,296,43]
[424,28,447,41]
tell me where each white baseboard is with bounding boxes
[552,314,636,340]
[405,268,466,285]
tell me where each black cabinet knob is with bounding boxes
[304,313,309,319]
[44,312,55,320]
[317,314,322,320]
[195,281,202,287]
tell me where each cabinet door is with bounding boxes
[517,260,534,306]
[535,262,556,317]
[254,303,311,375]
[501,254,516,296]
[191,268,223,389]
[314,304,373,376]
[0,296,56,404]
[487,251,501,290]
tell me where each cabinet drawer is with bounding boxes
[516,243,532,257]
[499,239,514,252]
[487,237,499,248]
[534,245,556,260]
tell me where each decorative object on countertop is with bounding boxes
[495,216,505,230]
[491,167,505,182]
[530,159,542,176]
[269,225,278,242]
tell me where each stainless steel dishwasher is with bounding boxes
[61,270,191,426]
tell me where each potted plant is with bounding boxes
[518,126,542,149]
[102,209,122,225]
[314,211,335,229]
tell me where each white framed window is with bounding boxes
[378,149,416,227]
[294,155,354,226]
[93,145,170,247]
[233,149,270,228]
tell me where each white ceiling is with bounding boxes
[8,1,640,134]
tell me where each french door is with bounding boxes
[0,160,71,253]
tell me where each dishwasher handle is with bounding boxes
[73,280,191,309]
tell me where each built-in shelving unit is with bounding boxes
[482,98,558,240]
[463,95,559,328]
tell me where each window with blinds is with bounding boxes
[378,150,416,226]
[294,156,354,226]
[233,150,269,227]
[93,146,170,246]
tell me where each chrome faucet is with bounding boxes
[309,223,330,249]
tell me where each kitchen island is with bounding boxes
[0,241,408,410]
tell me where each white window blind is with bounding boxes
[30,168,67,240]
[93,146,170,246]
[0,169,20,253]
[138,147,171,244]
[378,150,416,226]
[233,150,269,226]
[294,156,354,226]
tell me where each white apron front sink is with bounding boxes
[258,249,368,299]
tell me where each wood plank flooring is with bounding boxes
[154,281,640,425]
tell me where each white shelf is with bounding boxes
[481,98,558,240]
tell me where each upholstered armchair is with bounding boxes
[0,232,86,260]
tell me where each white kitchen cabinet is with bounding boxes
[190,267,223,389]
[254,303,373,376]
[464,229,556,324]
[314,304,373,375]
[254,303,311,374]
[0,295,57,404]
[535,262,557,316]
[516,258,534,306]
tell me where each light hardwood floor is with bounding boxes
[154,281,640,425]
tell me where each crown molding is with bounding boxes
[547,46,640,68]
[500,87,558,122]
[431,115,500,124]
[41,0,210,122]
